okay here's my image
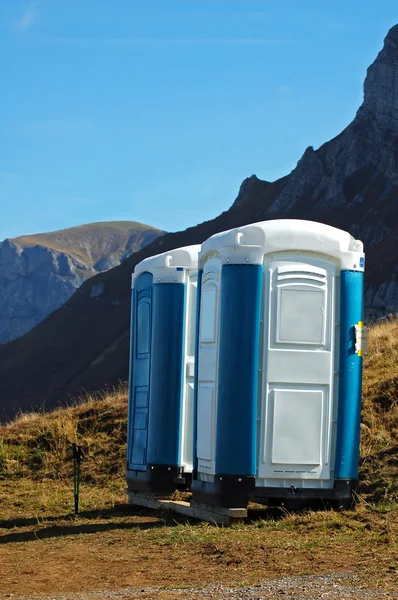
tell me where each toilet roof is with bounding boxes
[200,219,364,271]
[132,244,200,284]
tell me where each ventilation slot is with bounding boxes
[273,469,317,474]
[198,463,213,471]
[277,271,327,286]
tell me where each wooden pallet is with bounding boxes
[126,492,247,526]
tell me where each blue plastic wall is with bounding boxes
[127,272,153,471]
[335,270,364,479]
[192,270,203,473]
[147,283,187,466]
[126,289,136,470]
[215,264,262,476]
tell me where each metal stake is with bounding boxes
[71,443,85,515]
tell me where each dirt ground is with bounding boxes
[0,575,397,600]
[0,498,397,599]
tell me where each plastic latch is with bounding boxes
[355,321,368,357]
[186,360,195,377]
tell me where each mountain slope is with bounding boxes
[1,25,398,419]
[1,317,397,503]
[0,221,163,343]
[231,25,398,318]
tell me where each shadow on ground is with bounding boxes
[0,504,186,544]
[0,498,341,545]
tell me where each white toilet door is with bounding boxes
[258,257,337,482]
[196,257,221,476]
[180,273,197,471]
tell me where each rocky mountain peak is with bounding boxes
[232,175,270,209]
[378,23,398,57]
[358,24,398,130]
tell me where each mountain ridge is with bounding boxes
[0,221,163,344]
[1,24,398,419]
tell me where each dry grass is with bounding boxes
[1,319,397,504]
[360,316,398,503]
[0,321,397,596]
[0,385,127,484]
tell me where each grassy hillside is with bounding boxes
[0,318,397,504]
[0,385,126,488]
[11,220,164,267]
[360,319,398,503]
[0,320,397,597]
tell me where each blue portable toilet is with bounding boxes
[126,245,200,495]
[192,220,366,509]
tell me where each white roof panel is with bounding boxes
[132,245,200,286]
[200,220,364,272]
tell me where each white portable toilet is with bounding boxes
[126,245,200,495]
[192,220,365,509]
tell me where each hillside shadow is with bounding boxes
[0,518,165,544]
[0,503,191,544]
[0,514,65,529]
[0,500,340,544]
[0,503,146,529]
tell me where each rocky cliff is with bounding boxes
[231,24,398,318]
[1,25,398,419]
[0,222,163,343]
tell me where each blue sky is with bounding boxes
[0,1,397,240]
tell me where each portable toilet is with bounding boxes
[126,245,200,495]
[192,220,365,509]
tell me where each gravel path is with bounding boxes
[2,573,397,600]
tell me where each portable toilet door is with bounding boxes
[126,245,200,495]
[192,220,365,509]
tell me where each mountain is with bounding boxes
[0,221,164,343]
[231,24,398,319]
[1,24,398,420]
